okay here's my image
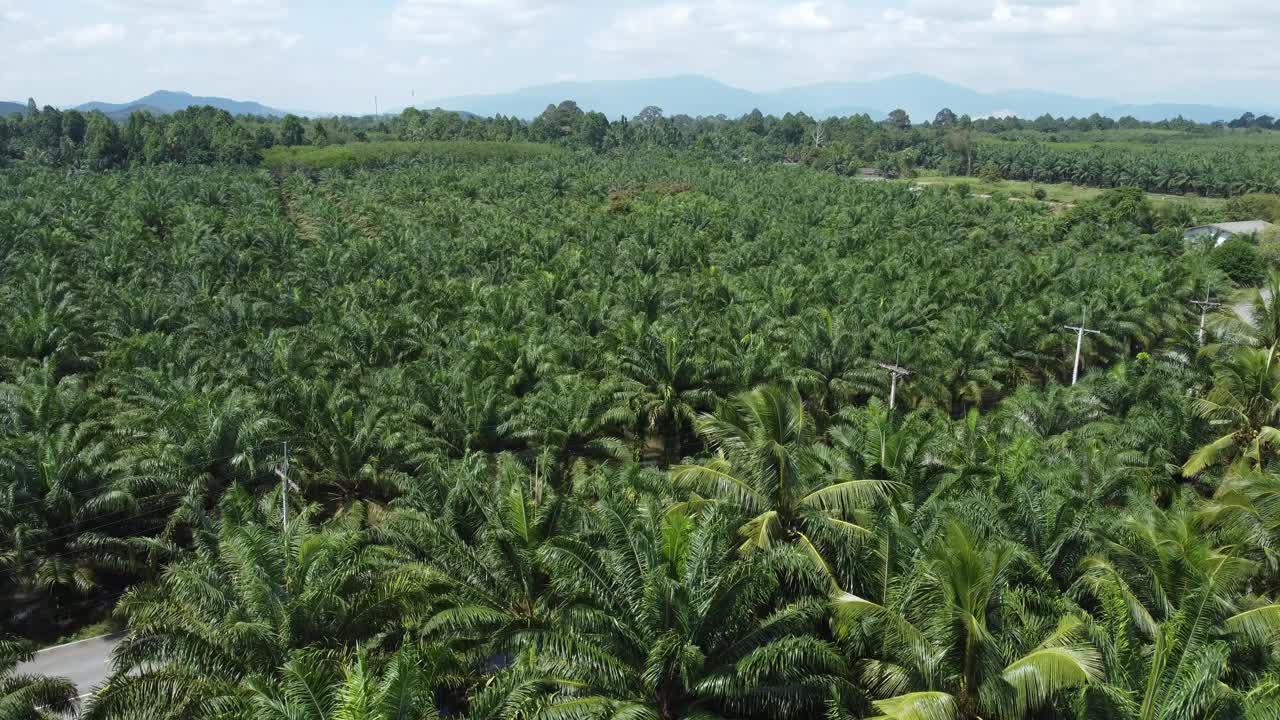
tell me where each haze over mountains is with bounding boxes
[3,74,1267,123]
[426,74,1259,123]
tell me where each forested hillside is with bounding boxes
[3,147,1280,719]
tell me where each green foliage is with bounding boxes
[1214,236,1265,285]
[1223,193,1280,223]
[261,140,564,170]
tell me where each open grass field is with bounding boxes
[261,139,565,170]
[909,172,1228,209]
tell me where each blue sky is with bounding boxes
[4,0,1277,113]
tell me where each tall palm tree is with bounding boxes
[1183,344,1280,477]
[1213,270,1280,348]
[491,501,847,720]
[672,384,896,578]
[0,636,78,720]
[0,362,141,617]
[832,523,1102,720]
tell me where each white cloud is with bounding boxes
[21,22,127,51]
[145,27,299,50]
[385,54,450,76]
[590,1,851,54]
[93,0,299,50]
[391,0,557,46]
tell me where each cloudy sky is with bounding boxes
[3,0,1275,112]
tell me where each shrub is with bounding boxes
[1213,235,1265,285]
[1222,193,1280,223]
[1032,186,1047,201]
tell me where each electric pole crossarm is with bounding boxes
[1190,296,1223,346]
[877,362,913,409]
[1062,318,1103,386]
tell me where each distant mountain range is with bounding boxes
[2,74,1271,123]
[74,90,286,120]
[425,73,1264,124]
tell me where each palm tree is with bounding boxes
[0,636,78,720]
[503,374,628,497]
[0,362,142,620]
[494,501,847,720]
[244,646,454,720]
[832,523,1102,720]
[605,330,716,467]
[378,461,569,672]
[1183,344,1280,477]
[671,384,896,578]
[1075,506,1280,718]
[1198,470,1280,594]
[87,488,428,720]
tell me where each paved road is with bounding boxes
[1234,288,1273,325]
[17,633,123,700]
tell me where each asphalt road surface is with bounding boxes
[1234,288,1273,325]
[17,633,123,701]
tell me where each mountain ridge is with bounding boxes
[75,90,287,119]
[425,73,1264,123]
[7,74,1272,123]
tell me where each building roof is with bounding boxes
[1184,220,1274,236]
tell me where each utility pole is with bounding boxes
[877,359,913,410]
[1063,310,1101,386]
[274,441,290,532]
[1190,286,1222,346]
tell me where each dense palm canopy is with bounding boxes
[2,146,1280,720]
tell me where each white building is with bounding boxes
[1183,220,1274,247]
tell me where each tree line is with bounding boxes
[6,96,1280,198]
